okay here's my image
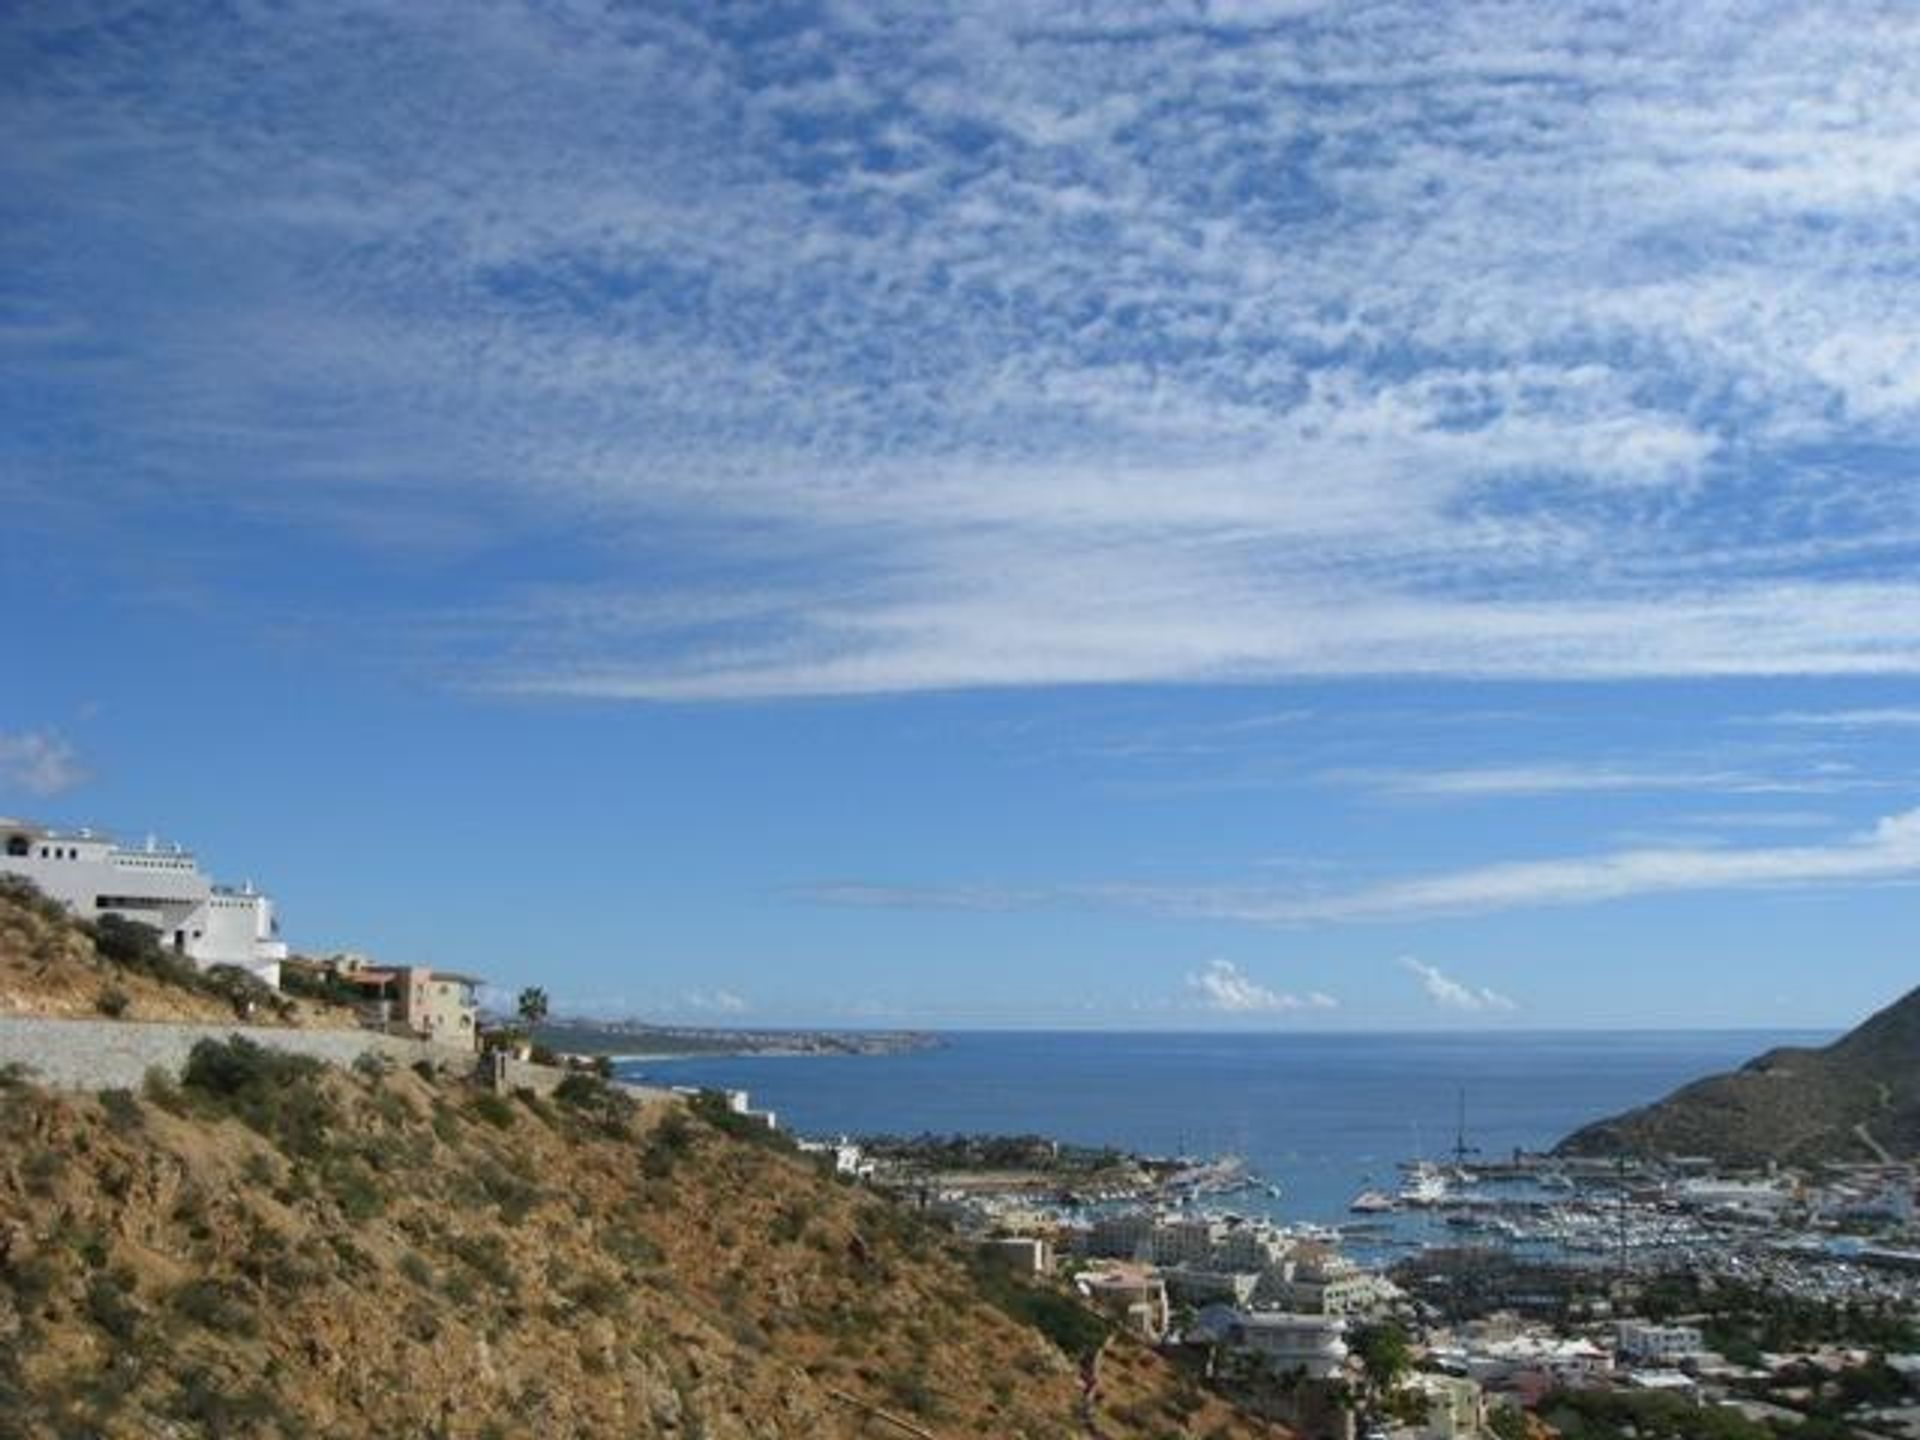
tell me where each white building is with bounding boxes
[1617,1322,1705,1365]
[1,820,287,986]
[1220,1311,1350,1380]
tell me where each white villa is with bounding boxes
[2,819,288,986]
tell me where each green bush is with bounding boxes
[97,1088,142,1134]
[95,987,130,1018]
[688,1090,793,1151]
[170,1279,258,1337]
[554,1071,637,1137]
[642,1112,695,1178]
[85,1269,141,1342]
[180,1036,334,1158]
[201,964,294,1021]
[0,874,69,925]
[470,1092,516,1129]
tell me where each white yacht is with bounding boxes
[1397,1162,1449,1208]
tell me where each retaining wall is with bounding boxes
[0,1015,477,1091]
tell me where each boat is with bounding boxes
[1350,1188,1398,1214]
[1398,1162,1449,1208]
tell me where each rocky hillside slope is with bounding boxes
[0,1039,1283,1438]
[1557,984,1920,1164]
[0,878,351,1028]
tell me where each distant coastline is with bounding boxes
[531,1016,940,1061]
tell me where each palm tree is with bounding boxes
[516,986,549,1032]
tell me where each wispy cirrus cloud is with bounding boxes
[10,5,1920,696]
[806,805,1920,925]
[1763,708,1920,729]
[0,730,88,798]
[1185,959,1337,1015]
[1324,763,1847,800]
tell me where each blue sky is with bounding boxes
[5,1,1920,1029]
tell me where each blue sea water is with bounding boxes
[620,1029,1825,1226]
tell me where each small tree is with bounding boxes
[516,986,549,1031]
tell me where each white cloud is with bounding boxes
[0,730,88,797]
[1327,763,1879,800]
[1399,957,1516,1014]
[1766,708,1920,729]
[1184,959,1337,1014]
[10,6,1920,695]
[807,804,1920,925]
[680,989,748,1015]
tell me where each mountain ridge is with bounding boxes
[1556,983,1920,1164]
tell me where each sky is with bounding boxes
[4,0,1920,1030]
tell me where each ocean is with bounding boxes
[619,1029,1826,1226]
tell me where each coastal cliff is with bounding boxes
[1557,984,1920,1165]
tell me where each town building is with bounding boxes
[1276,1246,1403,1318]
[1409,1374,1487,1440]
[975,1236,1054,1277]
[1,819,287,985]
[1076,1264,1171,1342]
[1161,1265,1260,1307]
[1617,1322,1705,1365]
[290,955,483,1051]
[1217,1310,1350,1381]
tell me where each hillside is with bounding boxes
[1557,985,1920,1165]
[0,878,353,1028]
[0,1039,1284,1439]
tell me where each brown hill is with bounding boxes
[0,1038,1284,1439]
[1556,985,1920,1165]
[0,878,353,1028]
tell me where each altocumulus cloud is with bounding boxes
[10,5,1920,696]
[1185,959,1337,1015]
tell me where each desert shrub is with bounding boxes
[601,1224,664,1271]
[553,1071,637,1137]
[411,1059,437,1085]
[399,1250,436,1288]
[447,1233,517,1294]
[95,987,130,1018]
[163,1368,285,1432]
[180,1036,334,1158]
[565,1272,628,1318]
[642,1112,695,1179]
[0,1061,37,1090]
[141,1066,186,1114]
[280,964,363,1006]
[201,964,294,1021]
[0,873,68,924]
[886,1368,942,1419]
[969,1257,1110,1363]
[97,1088,142,1134]
[688,1089,792,1149]
[170,1279,258,1337]
[470,1091,516,1129]
[85,1268,141,1341]
[21,1147,64,1197]
[514,1088,556,1125]
[323,1160,386,1221]
[89,915,201,989]
[770,1199,814,1245]
[2,1253,60,1313]
[352,1049,395,1081]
